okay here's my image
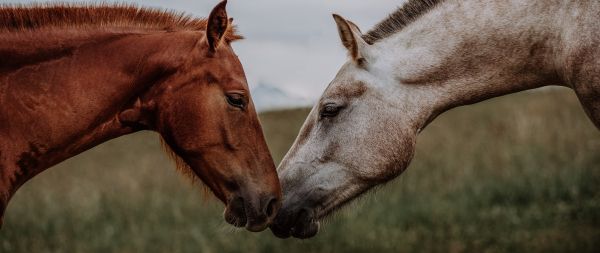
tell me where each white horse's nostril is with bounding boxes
[265,197,279,218]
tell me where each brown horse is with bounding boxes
[0,1,281,232]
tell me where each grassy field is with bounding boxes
[1,88,599,252]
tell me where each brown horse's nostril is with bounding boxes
[265,197,278,218]
[243,195,279,232]
[224,196,247,227]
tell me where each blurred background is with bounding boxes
[1,1,600,252]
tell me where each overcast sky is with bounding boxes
[2,0,403,99]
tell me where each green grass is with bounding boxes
[1,88,599,252]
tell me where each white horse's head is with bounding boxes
[270,0,573,239]
[270,15,435,238]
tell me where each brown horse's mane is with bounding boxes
[0,3,242,41]
[160,138,211,196]
[363,0,444,44]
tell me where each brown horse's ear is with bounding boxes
[332,14,368,63]
[206,0,229,52]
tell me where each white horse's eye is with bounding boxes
[320,104,343,118]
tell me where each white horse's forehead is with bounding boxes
[323,60,400,102]
[329,62,359,86]
[324,63,367,95]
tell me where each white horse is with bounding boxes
[270,0,600,238]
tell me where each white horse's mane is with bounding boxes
[363,0,444,44]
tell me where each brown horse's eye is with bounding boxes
[320,104,342,118]
[226,93,246,109]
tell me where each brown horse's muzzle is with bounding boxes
[223,190,280,232]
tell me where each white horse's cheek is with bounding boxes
[309,165,349,191]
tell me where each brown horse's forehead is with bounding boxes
[186,45,248,91]
[211,46,248,91]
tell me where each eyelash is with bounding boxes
[320,104,342,118]
[226,94,246,109]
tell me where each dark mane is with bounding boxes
[0,3,241,40]
[363,0,444,44]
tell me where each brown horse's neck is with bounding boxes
[0,29,198,221]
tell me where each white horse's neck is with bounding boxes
[373,0,569,130]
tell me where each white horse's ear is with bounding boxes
[332,14,368,63]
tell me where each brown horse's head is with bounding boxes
[130,1,280,232]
